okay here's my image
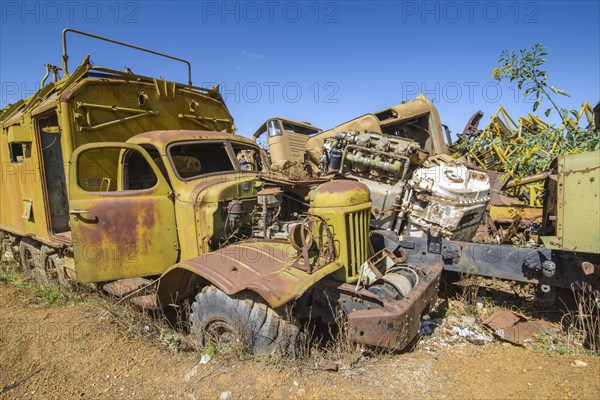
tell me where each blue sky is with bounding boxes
[1,1,599,140]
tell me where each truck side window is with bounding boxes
[9,143,25,163]
[122,150,158,190]
[77,147,157,192]
[141,144,171,185]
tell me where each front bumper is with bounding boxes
[347,261,444,350]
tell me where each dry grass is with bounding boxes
[1,261,198,352]
[1,262,85,306]
[561,282,600,355]
[96,295,199,352]
[270,160,312,180]
[291,306,371,372]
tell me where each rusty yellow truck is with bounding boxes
[0,29,442,354]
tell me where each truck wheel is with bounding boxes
[190,286,300,357]
[50,254,73,290]
[45,254,60,287]
[19,239,40,281]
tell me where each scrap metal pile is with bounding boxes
[255,95,600,305]
[449,102,598,245]
[256,95,495,247]
[2,29,597,357]
[255,97,598,248]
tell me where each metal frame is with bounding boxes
[61,28,193,86]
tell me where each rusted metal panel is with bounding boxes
[483,310,554,346]
[70,195,179,282]
[483,310,522,331]
[347,261,443,350]
[499,320,553,345]
[158,241,343,308]
[488,204,543,224]
[541,150,600,253]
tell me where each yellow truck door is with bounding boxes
[68,142,179,282]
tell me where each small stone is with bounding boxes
[573,360,587,367]
[293,381,299,387]
[219,392,232,400]
[460,315,476,325]
[199,353,212,364]
[476,296,484,308]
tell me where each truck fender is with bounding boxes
[157,241,343,309]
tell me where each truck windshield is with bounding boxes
[169,142,234,179]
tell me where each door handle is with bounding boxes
[69,209,90,215]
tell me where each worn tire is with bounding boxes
[190,286,300,357]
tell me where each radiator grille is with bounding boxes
[345,209,370,277]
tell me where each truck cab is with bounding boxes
[253,118,322,165]
[68,131,267,282]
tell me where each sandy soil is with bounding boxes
[1,283,599,400]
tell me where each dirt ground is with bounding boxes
[1,282,599,400]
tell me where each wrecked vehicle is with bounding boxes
[257,97,600,302]
[0,29,443,355]
[256,95,491,244]
[400,148,600,303]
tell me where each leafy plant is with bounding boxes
[492,43,568,119]
[457,44,599,180]
[159,331,182,350]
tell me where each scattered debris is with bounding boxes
[451,326,493,345]
[420,320,439,336]
[184,365,200,382]
[475,296,485,308]
[573,360,588,367]
[419,314,493,349]
[199,353,212,364]
[483,310,522,332]
[343,368,365,377]
[219,391,232,400]
[322,361,339,372]
[483,309,554,346]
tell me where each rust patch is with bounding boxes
[483,310,523,331]
[500,320,554,346]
